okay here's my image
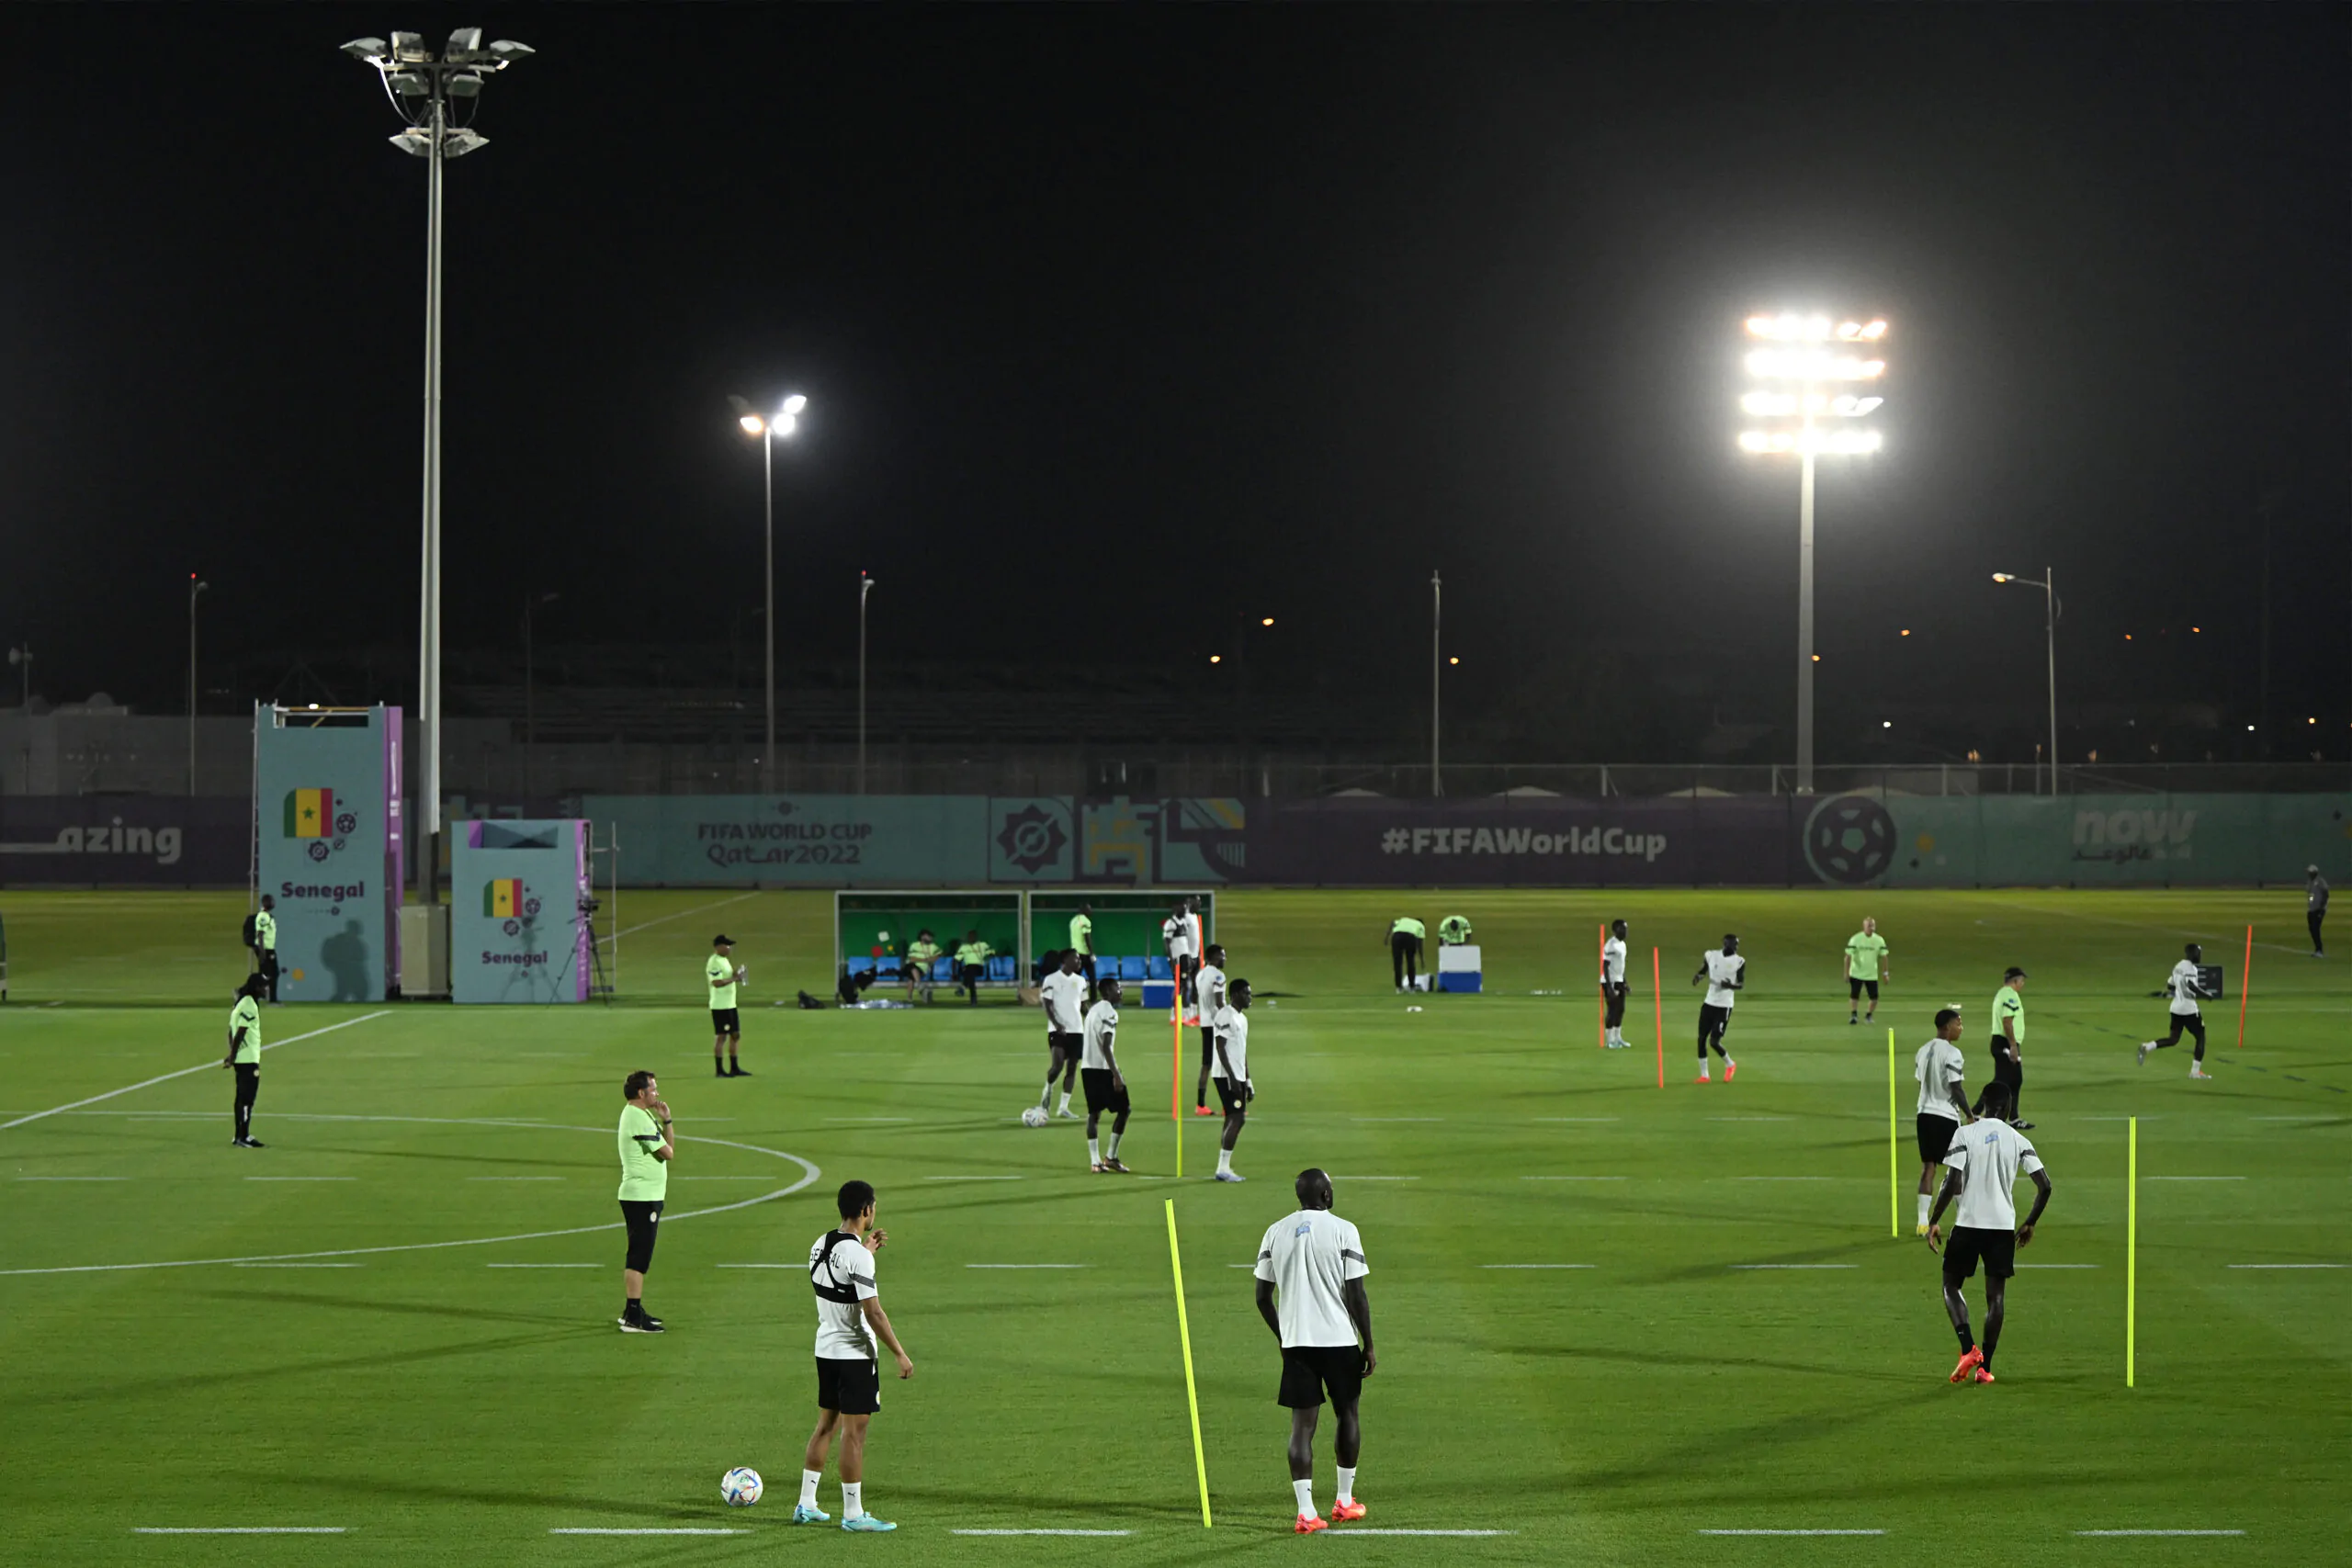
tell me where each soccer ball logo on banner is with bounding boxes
[1803,795,1897,885]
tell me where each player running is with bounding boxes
[1254,1168,1375,1533]
[1914,1008,1973,1234]
[1212,978,1256,1182]
[1081,977,1134,1172]
[1035,951,1085,1121]
[708,935,748,1077]
[1845,917,1889,1025]
[1600,919,1631,1048]
[1689,934,1744,1082]
[1927,1082,2052,1385]
[797,1179,914,1532]
[1193,942,1230,1115]
[2138,942,2214,1079]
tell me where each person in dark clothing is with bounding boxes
[2309,865,2329,956]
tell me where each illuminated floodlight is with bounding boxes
[1741,391,1883,418]
[780,393,808,417]
[1746,349,1885,381]
[1745,313,1889,343]
[738,413,764,435]
[1737,429,1883,456]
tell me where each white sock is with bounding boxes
[1087,1136,1101,1165]
[1917,1193,1931,1226]
[799,1469,821,1508]
[1337,1466,1356,1505]
[1107,1132,1122,1158]
[1292,1478,1315,1517]
[842,1481,863,1520]
[1058,1092,1071,1112]
[1216,1148,1233,1175]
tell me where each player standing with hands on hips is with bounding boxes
[1927,1081,2052,1384]
[616,1070,671,1333]
[1255,1168,1374,1532]
[1600,919,1631,1048]
[1690,934,1744,1082]
[707,935,748,1077]
[797,1179,913,1532]
[2137,942,2214,1078]
[1844,916,1888,1025]
[221,974,267,1147]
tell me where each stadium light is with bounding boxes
[1993,568,2061,795]
[344,25,531,909]
[1738,309,1888,795]
[729,393,812,793]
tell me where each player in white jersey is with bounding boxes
[1253,1168,1375,1533]
[798,1179,914,1532]
[1080,979,1133,1172]
[2137,942,2213,1078]
[1926,1081,2052,1385]
[1688,934,1744,1082]
[1034,951,1086,1121]
[1913,1007,1974,1234]
[1192,943,1230,1115]
[1211,979,1256,1182]
[1600,919,1631,1048]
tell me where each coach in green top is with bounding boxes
[616,1069,673,1333]
[954,931,993,1006]
[1844,917,1889,1025]
[1388,916,1426,992]
[1974,967,2031,1130]
[901,931,944,1005]
[1069,904,1096,1001]
[1437,915,1473,946]
[220,974,266,1147]
[251,895,279,1003]
[708,935,747,1078]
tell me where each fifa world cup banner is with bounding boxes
[254,705,402,1001]
[450,819,592,1004]
[1247,795,1796,886]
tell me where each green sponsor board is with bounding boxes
[1826,793,2352,887]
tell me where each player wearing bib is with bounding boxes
[252,896,279,1003]
[1914,1007,1973,1233]
[2138,942,2213,1077]
[1193,944,1229,1114]
[1600,919,1630,1048]
[1212,979,1256,1182]
[220,974,267,1147]
[1387,916,1425,991]
[1927,1081,2052,1384]
[1080,980,1133,1172]
[616,1070,673,1333]
[1689,935,1744,1081]
[707,935,748,1077]
[901,930,943,1005]
[1254,1168,1375,1533]
[1036,952,1086,1120]
[1845,918,1889,1025]
[1976,968,2030,1128]
[798,1179,914,1533]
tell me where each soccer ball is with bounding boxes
[1020,1105,1048,1128]
[720,1467,763,1507]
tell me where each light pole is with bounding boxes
[857,571,875,795]
[7,645,29,708]
[731,394,808,794]
[1737,313,1888,794]
[1993,570,2060,794]
[187,576,209,795]
[1430,571,1442,797]
[344,27,532,902]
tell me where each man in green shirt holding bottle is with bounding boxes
[1388,917,1426,992]
[1844,918,1889,1025]
[707,935,747,1078]
[220,973,267,1147]
[616,1069,673,1333]
[1069,904,1096,1002]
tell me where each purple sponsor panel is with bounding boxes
[0,796,250,886]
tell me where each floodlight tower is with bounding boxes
[1737,313,1888,795]
[342,27,533,901]
[729,394,810,794]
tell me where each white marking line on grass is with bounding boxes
[0,1117,818,1276]
[967,1263,1090,1269]
[2249,1115,2335,1121]
[1698,1529,1883,1536]
[2075,1529,2246,1537]
[2227,1263,2346,1269]
[136,1528,349,1534]
[17,1176,127,1181]
[550,1528,745,1536]
[603,891,759,944]
[951,1529,1136,1537]
[717,1263,796,1269]
[2018,1264,2098,1269]
[1736,1176,1830,1181]
[1,1011,390,1130]
[234,1263,362,1269]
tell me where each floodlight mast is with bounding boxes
[342,28,531,906]
[1737,313,1887,795]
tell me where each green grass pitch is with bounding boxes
[1,886,2344,1565]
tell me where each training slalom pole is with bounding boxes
[1164,1200,1214,1526]
[1888,1027,1900,1238]
[1652,946,1664,1088]
[2236,923,2252,1048]
[2126,1117,2138,1387]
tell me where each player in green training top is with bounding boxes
[220,973,267,1147]
[1844,917,1890,1025]
[616,1069,673,1332]
[708,934,748,1077]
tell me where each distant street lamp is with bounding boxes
[187,576,209,795]
[1737,312,1888,795]
[343,26,533,901]
[731,393,808,794]
[1993,570,2061,793]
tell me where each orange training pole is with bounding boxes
[1652,945,1664,1088]
[2236,922,2252,1048]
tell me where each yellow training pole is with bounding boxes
[1165,1199,1213,1526]
[2127,1116,2138,1388]
[1888,1028,1899,1238]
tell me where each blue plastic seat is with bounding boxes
[933,957,956,980]
[846,957,875,976]
[1120,956,1148,982]
[1145,956,1172,981]
[987,955,1016,981]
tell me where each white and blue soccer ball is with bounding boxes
[1020,1105,1048,1128]
[720,1467,763,1507]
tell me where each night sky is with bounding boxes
[2,4,2346,762]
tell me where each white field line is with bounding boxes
[602,891,759,944]
[135,1528,349,1534]
[17,1176,127,1181]
[1334,1176,1420,1181]
[1352,1117,1442,1122]
[827,1117,911,1122]
[1,1011,390,1130]
[234,1263,360,1269]
[0,1118,817,1276]
[1708,1117,1792,1122]
[2018,1264,2098,1269]
[1533,1117,1621,1122]
[716,1263,797,1269]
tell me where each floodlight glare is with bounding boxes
[1745,349,1885,381]
[739,414,764,435]
[781,393,808,416]
[774,414,799,437]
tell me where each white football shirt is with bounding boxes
[1040,970,1085,1032]
[808,1230,879,1360]
[2165,960,2204,1016]
[1702,950,1746,1008]
[1195,962,1227,1022]
[1253,1208,1369,1348]
[1915,1037,1967,1119]
[1601,937,1627,985]
[1081,998,1120,1070]
[1163,916,1196,960]
[1211,1005,1250,1084]
[1942,1120,2045,1231]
